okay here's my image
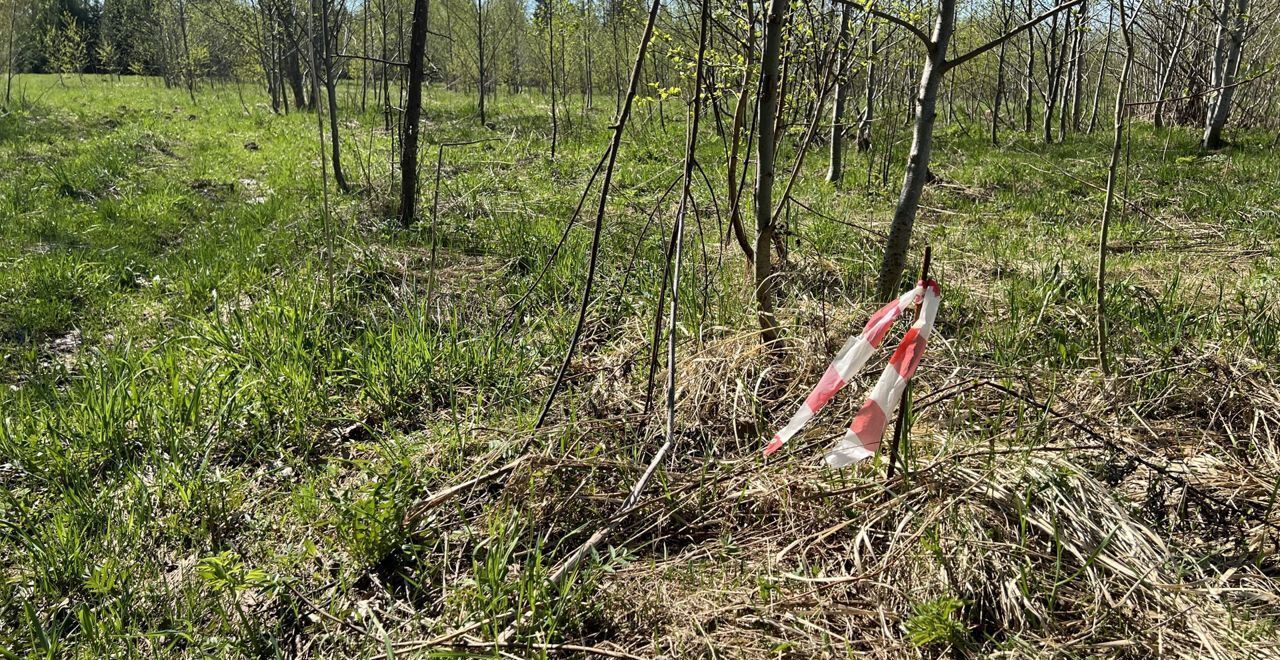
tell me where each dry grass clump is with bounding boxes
[565,406,1280,657]
[453,312,1280,658]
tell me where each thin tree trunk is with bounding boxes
[875,0,955,302]
[992,0,1011,145]
[1041,14,1061,143]
[656,0,711,529]
[584,0,593,110]
[543,0,709,589]
[580,0,588,115]
[398,0,431,226]
[1022,0,1035,132]
[860,29,875,153]
[1055,10,1071,140]
[361,2,369,113]
[1098,0,1135,376]
[559,33,569,129]
[726,84,755,265]
[1153,0,1191,128]
[724,0,756,266]
[476,0,486,124]
[1087,3,1112,133]
[381,0,392,130]
[4,0,16,108]
[827,3,852,183]
[176,0,197,102]
[654,47,666,131]
[753,0,788,344]
[318,0,349,192]
[611,3,622,113]
[279,37,293,113]
[285,13,307,110]
[267,49,281,112]
[548,0,558,158]
[1068,0,1086,131]
[306,0,337,304]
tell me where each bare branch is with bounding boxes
[944,0,1085,71]
[336,52,406,67]
[1128,66,1275,107]
[833,0,931,46]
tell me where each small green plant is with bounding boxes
[196,552,282,653]
[196,551,276,595]
[905,595,970,649]
[328,448,420,568]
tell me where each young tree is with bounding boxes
[991,0,1013,144]
[542,0,558,157]
[827,3,852,184]
[43,11,89,86]
[753,0,786,343]
[399,0,431,226]
[97,38,119,81]
[1087,0,1112,132]
[1097,0,1137,374]
[1039,7,1065,143]
[477,0,489,123]
[871,0,955,300]
[170,0,198,101]
[312,0,349,191]
[858,27,875,154]
[1151,0,1192,129]
[838,0,1085,300]
[1066,0,1086,131]
[4,0,21,107]
[534,0,663,425]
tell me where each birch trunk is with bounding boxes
[1202,0,1248,149]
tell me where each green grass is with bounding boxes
[2,74,1279,657]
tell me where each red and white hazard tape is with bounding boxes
[763,282,929,456]
[825,280,939,466]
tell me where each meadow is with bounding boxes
[2,74,1280,657]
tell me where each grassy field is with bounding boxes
[2,74,1280,657]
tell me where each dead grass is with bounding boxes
[403,290,1280,658]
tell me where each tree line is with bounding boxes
[4,0,1278,335]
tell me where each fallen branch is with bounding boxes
[402,457,526,526]
[367,621,486,660]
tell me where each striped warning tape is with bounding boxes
[825,280,940,466]
[764,281,933,457]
